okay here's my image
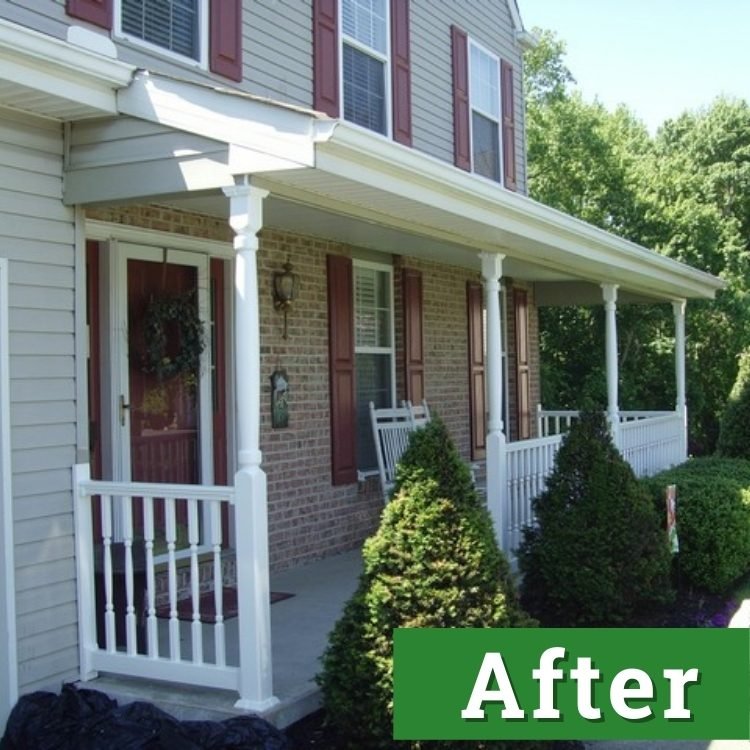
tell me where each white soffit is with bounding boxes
[0,18,133,120]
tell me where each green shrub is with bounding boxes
[518,411,673,626]
[318,419,534,750]
[642,457,750,593]
[717,350,750,459]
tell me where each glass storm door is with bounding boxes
[115,244,213,487]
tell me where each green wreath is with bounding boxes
[141,293,205,381]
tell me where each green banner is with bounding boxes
[393,628,749,741]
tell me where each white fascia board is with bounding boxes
[320,124,725,300]
[0,18,133,113]
[118,72,336,174]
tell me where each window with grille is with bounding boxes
[354,262,394,470]
[469,40,501,182]
[342,0,390,135]
[120,0,202,62]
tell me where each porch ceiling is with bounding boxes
[64,71,724,304]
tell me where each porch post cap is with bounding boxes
[600,283,619,304]
[479,252,505,280]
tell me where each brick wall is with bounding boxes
[84,204,542,571]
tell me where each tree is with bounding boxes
[318,419,532,749]
[525,29,750,453]
[518,411,673,626]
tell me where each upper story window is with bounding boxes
[313,0,411,145]
[469,40,501,182]
[117,0,207,65]
[341,0,391,136]
[451,25,517,190]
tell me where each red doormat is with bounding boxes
[155,588,293,623]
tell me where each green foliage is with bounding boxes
[526,31,750,454]
[643,458,750,593]
[318,419,533,750]
[518,411,673,626]
[717,350,750,458]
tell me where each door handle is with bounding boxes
[119,395,130,427]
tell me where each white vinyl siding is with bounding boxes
[0,107,80,694]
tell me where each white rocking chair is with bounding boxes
[370,400,431,503]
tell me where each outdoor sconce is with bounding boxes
[273,261,298,339]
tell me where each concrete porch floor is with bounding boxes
[84,548,363,729]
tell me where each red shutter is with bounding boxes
[313,0,340,117]
[467,282,486,459]
[501,59,517,191]
[66,0,112,29]
[403,268,424,403]
[327,255,357,485]
[451,25,471,171]
[514,288,531,439]
[390,0,412,146]
[210,0,242,82]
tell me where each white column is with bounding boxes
[673,299,688,460]
[222,180,278,712]
[601,284,620,443]
[480,252,507,550]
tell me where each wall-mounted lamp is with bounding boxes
[273,261,298,339]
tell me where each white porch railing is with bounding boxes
[504,434,564,554]
[73,464,277,711]
[537,406,674,437]
[498,410,686,556]
[618,412,685,478]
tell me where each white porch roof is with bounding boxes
[64,70,724,304]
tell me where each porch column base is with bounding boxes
[233,465,277,710]
[485,430,507,552]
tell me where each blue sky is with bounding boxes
[517,0,750,132]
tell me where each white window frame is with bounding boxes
[339,0,393,138]
[353,259,396,470]
[468,37,503,183]
[114,0,209,70]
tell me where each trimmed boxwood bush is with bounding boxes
[642,457,750,593]
[717,350,750,459]
[318,418,535,750]
[518,411,673,626]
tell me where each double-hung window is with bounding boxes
[118,0,207,65]
[469,40,501,182]
[354,261,395,470]
[341,0,391,136]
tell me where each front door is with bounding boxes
[114,244,213,486]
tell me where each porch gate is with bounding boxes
[73,464,277,711]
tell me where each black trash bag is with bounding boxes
[1,683,289,750]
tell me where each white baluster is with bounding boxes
[212,502,225,667]
[166,498,180,661]
[101,494,115,652]
[188,498,203,664]
[122,495,136,655]
[143,496,158,658]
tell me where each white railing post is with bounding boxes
[601,284,621,448]
[73,463,98,680]
[224,179,278,712]
[480,252,507,551]
[673,299,688,461]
